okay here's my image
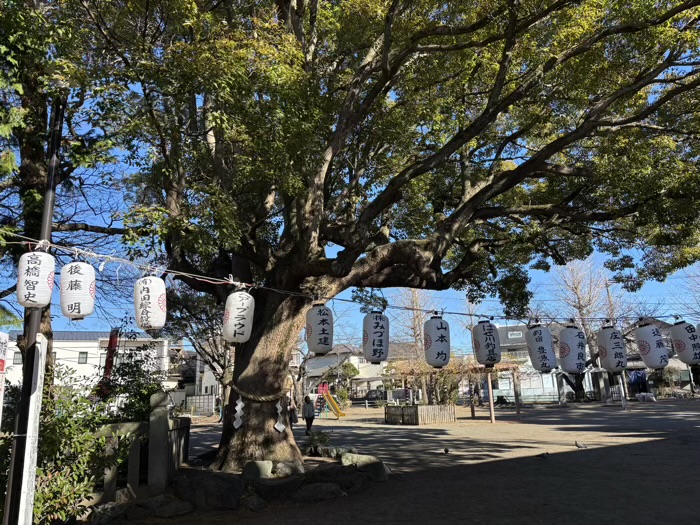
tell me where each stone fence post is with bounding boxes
[148,391,169,495]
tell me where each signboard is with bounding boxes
[0,332,7,425]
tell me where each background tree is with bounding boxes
[49,0,700,471]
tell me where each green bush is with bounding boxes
[335,387,350,409]
[0,366,124,524]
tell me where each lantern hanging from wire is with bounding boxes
[424,313,450,368]
[634,320,669,369]
[223,291,255,343]
[134,276,167,330]
[363,310,389,364]
[472,319,501,367]
[17,251,55,308]
[525,323,556,373]
[60,261,95,320]
[670,319,700,366]
[558,321,587,374]
[597,323,627,373]
[306,304,333,355]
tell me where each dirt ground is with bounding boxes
[147,399,700,524]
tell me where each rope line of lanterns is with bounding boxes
[11,234,700,373]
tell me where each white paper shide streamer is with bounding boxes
[223,291,255,343]
[306,304,334,355]
[134,277,167,330]
[472,320,501,367]
[17,252,55,308]
[424,313,450,368]
[233,398,245,429]
[60,262,96,320]
[274,400,286,433]
[363,311,389,364]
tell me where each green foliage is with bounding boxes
[0,366,121,524]
[335,387,350,409]
[98,334,166,423]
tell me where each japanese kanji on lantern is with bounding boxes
[525,323,556,373]
[223,291,255,343]
[670,319,700,365]
[424,313,450,368]
[558,322,587,374]
[597,324,627,373]
[60,261,95,320]
[17,251,55,308]
[634,321,669,369]
[306,304,333,355]
[472,320,501,367]
[363,310,389,364]
[134,276,167,330]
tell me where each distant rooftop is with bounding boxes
[8,330,155,342]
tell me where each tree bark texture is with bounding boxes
[213,291,309,472]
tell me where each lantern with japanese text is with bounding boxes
[472,320,501,367]
[60,262,96,320]
[363,311,389,364]
[424,313,450,368]
[525,324,556,373]
[597,324,627,373]
[670,320,700,365]
[634,321,669,369]
[306,304,333,355]
[134,276,167,330]
[17,251,55,308]
[223,291,255,343]
[558,322,587,374]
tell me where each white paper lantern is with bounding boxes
[670,320,700,365]
[223,291,255,343]
[363,311,389,364]
[472,320,501,367]
[634,322,669,369]
[525,324,556,373]
[134,276,167,330]
[424,314,450,368]
[17,251,55,308]
[60,262,95,319]
[597,325,627,373]
[558,323,587,374]
[306,304,333,355]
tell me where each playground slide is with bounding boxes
[322,392,346,418]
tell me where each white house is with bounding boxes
[4,330,171,387]
[304,344,386,394]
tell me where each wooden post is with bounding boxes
[513,370,522,421]
[556,373,567,406]
[618,374,627,411]
[486,371,496,424]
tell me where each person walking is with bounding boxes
[302,395,315,435]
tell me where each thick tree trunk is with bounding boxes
[213,291,309,472]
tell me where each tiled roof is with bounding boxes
[8,330,153,342]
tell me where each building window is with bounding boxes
[78,352,88,364]
[52,352,57,363]
[13,352,22,365]
[204,386,208,394]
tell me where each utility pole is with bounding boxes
[3,96,65,525]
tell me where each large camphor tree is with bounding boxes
[72,0,700,471]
